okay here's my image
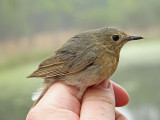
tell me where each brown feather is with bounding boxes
[27,27,139,106]
[32,79,56,107]
[28,51,97,78]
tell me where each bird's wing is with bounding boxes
[27,50,97,78]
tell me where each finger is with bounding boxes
[111,81,129,107]
[80,80,116,120]
[115,110,128,120]
[36,82,80,115]
[27,82,80,120]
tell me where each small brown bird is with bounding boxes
[27,27,143,106]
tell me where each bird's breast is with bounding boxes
[94,53,119,80]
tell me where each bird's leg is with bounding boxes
[77,86,87,99]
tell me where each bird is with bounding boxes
[27,27,143,106]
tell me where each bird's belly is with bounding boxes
[61,64,114,88]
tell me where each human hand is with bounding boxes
[26,80,129,120]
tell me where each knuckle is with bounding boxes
[84,91,115,107]
[99,94,115,107]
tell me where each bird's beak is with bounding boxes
[126,36,143,41]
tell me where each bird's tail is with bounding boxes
[32,79,56,107]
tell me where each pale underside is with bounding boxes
[28,35,119,100]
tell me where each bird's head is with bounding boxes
[89,27,143,52]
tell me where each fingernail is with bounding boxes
[106,80,111,89]
[95,80,111,89]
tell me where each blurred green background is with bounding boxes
[0,0,160,120]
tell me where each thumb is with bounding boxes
[80,80,115,120]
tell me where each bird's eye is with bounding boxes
[112,35,119,41]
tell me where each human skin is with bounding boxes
[28,27,142,106]
[26,80,129,120]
